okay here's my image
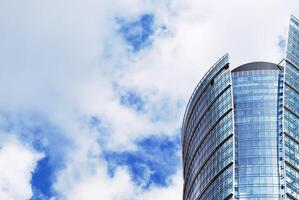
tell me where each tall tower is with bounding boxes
[232,62,283,199]
[282,15,299,200]
[182,15,299,200]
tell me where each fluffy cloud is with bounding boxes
[51,129,182,200]
[0,137,43,200]
[136,170,183,200]
[57,163,182,200]
[59,165,135,200]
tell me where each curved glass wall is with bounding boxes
[232,66,282,200]
[182,54,234,200]
[182,16,299,200]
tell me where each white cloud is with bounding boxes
[62,166,135,200]
[115,0,299,100]
[0,137,43,200]
[137,170,183,200]
[52,131,182,200]
[0,0,297,150]
[59,166,183,200]
[66,168,183,200]
[54,145,182,200]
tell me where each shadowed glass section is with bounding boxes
[182,54,234,200]
[182,54,229,155]
[232,67,282,200]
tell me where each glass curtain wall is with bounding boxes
[182,54,234,200]
[232,67,282,200]
[283,15,299,200]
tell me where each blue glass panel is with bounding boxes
[182,54,234,200]
[284,15,299,198]
[286,15,299,67]
[232,69,281,199]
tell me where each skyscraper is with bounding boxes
[182,15,299,200]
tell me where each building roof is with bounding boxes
[232,62,283,73]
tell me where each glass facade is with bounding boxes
[283,15,299,200]
[182,15,299,200]
[182,54,234,200]
[232,66,283,199]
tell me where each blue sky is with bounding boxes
[0,0,298,200]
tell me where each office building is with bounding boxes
[182,15,299,200]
